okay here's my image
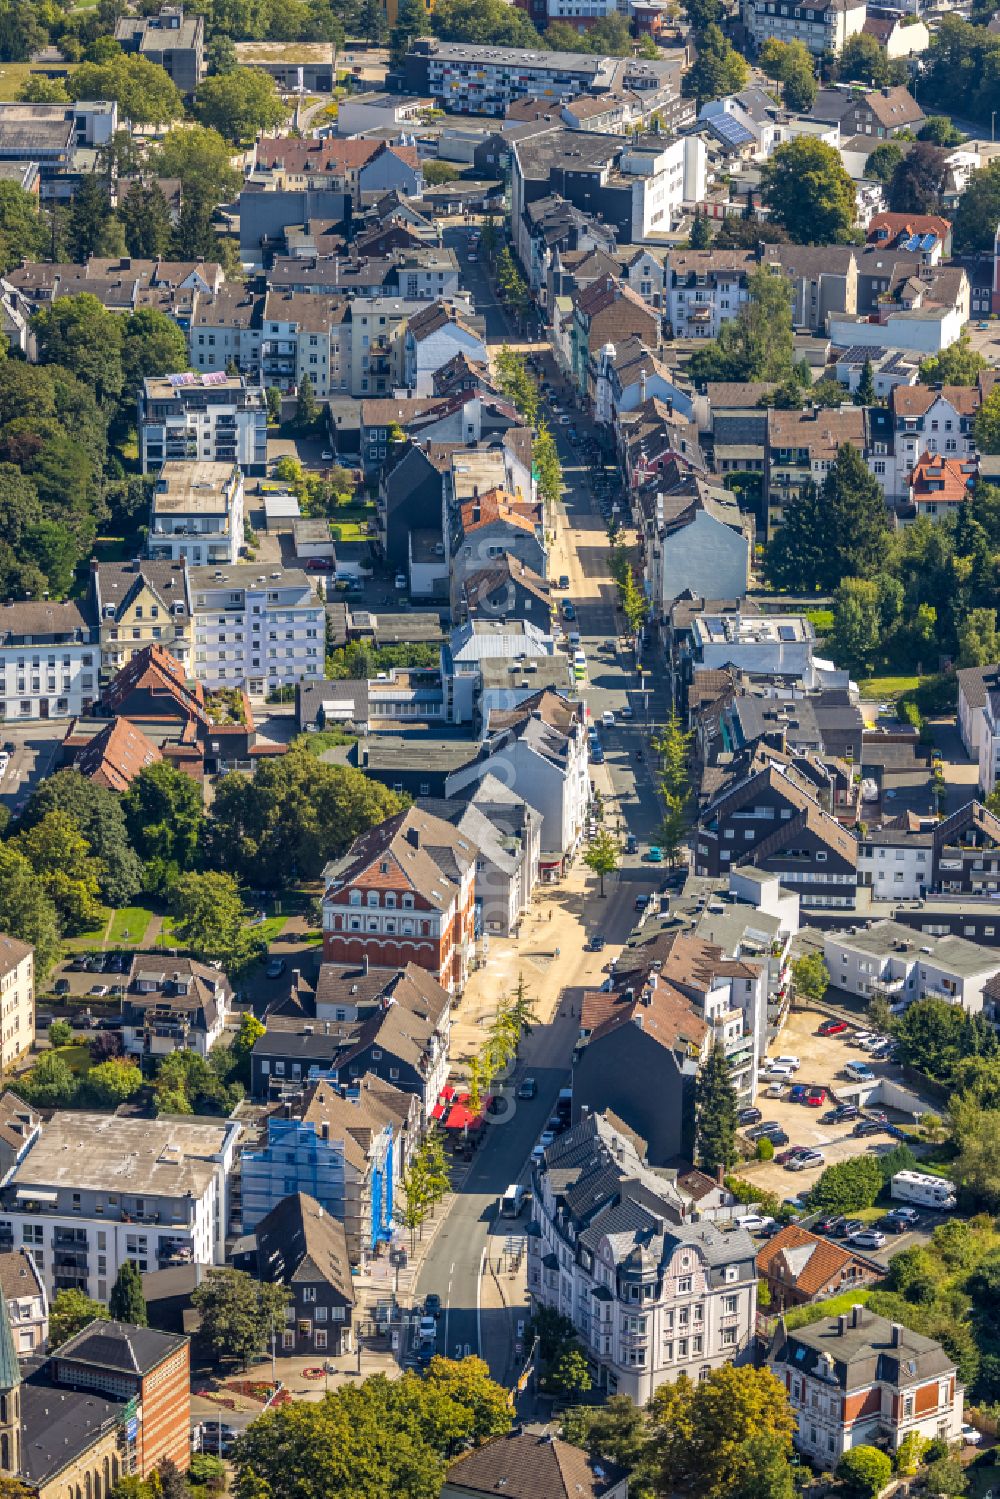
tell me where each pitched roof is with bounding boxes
[459,487,539,537]
[462,552,550,611]
[93,558,190,620]
[587,975,709,1057]
[54,1319,186,1376]
[101,644,210,727]
[767,406,865,456]
[757,1223,863,1297]
[909,451,976,506]
[252,1192,355,1304]
[323,805,476,911]
[0,1248,42,1308]
[868,210,951,244]
[75,717,163,792]
[445,1431,627,1499]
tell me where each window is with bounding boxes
[302,1286,316,1303]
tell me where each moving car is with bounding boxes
[634,894,650,912]
[558,575,570,590]
[625,834,638,854]
[562,601,576,620]
[602,710,615,727]
[265,957,287,979]
[418,1316,437,1343]
[587,935,606,952]
[646,846,664,863]
[518,1077,537,1099]
[423,1294,441,1318]
[818,1018,848,1036]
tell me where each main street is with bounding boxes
[413,229,673,1381]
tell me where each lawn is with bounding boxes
[857,675,925,700]
[805,609,834,634]
[784,1288,874,1331]
[108,905,154,948]
[251,915,288,946]
[63,909,112,951]
[967,1462,1000,1499]
[156,916,180,949]
[330,521,370,542]
[53,1043,92,1078]
[0,62,75,100]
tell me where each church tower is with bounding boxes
[0,1289,22,1477]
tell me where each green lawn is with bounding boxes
[784,1288,874,1331]
[330,521,370,542]
[156,916,180,949]
[252,915,288,946]
[806,609,834,634]
[63,909,112,951]
[0,62,75,100]
[108,905,154,948]
[857,676,925,700]
[53,1043,92,1078]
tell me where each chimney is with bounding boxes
[291,967,301,987]
[851,1304,864,1328]
[362,954,369,975]
[891,1323,902,1347]
[407,826,421,850]
[838,1314,849,1335]
[716,1163,725,1187]
[321,1122,330,1141]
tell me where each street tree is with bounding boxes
[398,1157,430,1247]
[760,136,856,244]
[652,707,693,801]
[534,421,562,518]
[647,1365,796,1499]
[109,1261,148,1326]
[49,1289,109,1349]
[509,972,539,1038]
[695,1043,738,1172]
[584,826,620,897]
[191,1268,290,1369]
[791,952,829,1006]
[657,795,689,865]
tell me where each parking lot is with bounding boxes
[0,723,65,816]
[739,1006,910,1198]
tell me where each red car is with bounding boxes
[775,1145,808,1165]
[818,1019,848,1036]
[805,1087,827,1107]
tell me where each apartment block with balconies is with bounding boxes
[820,919,1000,1016]
[189,563,324,694]
[528,1113,757,1404]
[0,1112,239,1302]
[139,374,267,476]
[149,461,244,568]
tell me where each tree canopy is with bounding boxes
[69,54,184,124]
[194,67,289,144]
[761,137,856,244]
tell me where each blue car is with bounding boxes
[790,1084,809,1103]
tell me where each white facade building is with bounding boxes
[149,461,245,568]
[743,0,867,56]
[0,936,33,1072]
[820,920,1000,1015]
[0,600,99,722]
[139,374,268,476]
[529,1113,757,1404]
[0,1112,240,1302]
[189,564,325,693]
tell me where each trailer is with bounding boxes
[890,1170,957,1210]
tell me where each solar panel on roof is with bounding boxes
[920,233,937,250]
[712,113,754,147]
[905,234,921,252]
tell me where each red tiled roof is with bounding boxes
[75,716,162,792]
[909,451,976,506]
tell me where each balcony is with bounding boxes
[157,1238,193,1266]
[54,1229,87,1248]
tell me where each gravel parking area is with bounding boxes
[738,1006,905,1197]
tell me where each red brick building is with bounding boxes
[769,1303,963,1464]
[757,1225,882,1312]
[322,807,477,993]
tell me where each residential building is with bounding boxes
[459,553,551,631]
[0,1112,240,1300]
[868,210,951,262]
[765,406,866,539]
[115,7,205,93]
[757,1225,882,1311]
[442,1431,627,1499]
[148,462,244,569]
[252,136,423,207]
[403,302,489,395]
[74,717,163,793]
[820,920,1000,1015]
[814,84,924,138]
[321,805,477,993]
[418,782,542,937]
[689,611,818,684]
[188,564,325,694]
[446,689,590,877]
[641,475,752,617]
[120,956,232,1061]
[188,286,264,379]
[761,243,857,331]
[138,374,267,476]
[881,380,987,503]
[695,759,859,908]
[240,1075,417,1263]
[91,559,192,680]
[769,1303,963,1462]
[232,1192,354,1358]
[0,1250,47,1355]
[252,959,451,1119]
[0,1095,40,1193]
[570,276,662,398]
[0,600,99,722]
[403,40,689,125]
[958,663,1000,789]
[906,451,976,520]
[743,0,867,54]
[0,940,32,1075]
[528,1112,758,1402]
[664,249,756,340]
[862,10,929,57]
[453,489,548,606]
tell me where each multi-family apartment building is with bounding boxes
[188,564,325,693]
[958,664,1000,792]
[858,800,1000,898]
[0,600,99,722]
[148,461,244,569]
[321,805,478,993]
[120,956,232,1061]
[0,1248,48,1354]
[188,285,264,380]
[769,1303,963,1463]
[528,1113,758,1403]
[819,919,1000,1016]
[138,374,267,475]
[0,939,32,1074]
[664,249,756,339]
[743,0,867,55]
[91,559,192,681]
[0,1112,239,1301]
[765,406,867,539]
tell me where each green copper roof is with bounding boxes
[0,1290,21,1391]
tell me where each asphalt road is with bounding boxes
[414,235,673,1374]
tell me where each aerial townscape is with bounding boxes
[2,1,1000,1498]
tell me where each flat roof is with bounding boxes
[153,461,237,514]
[10,1113,234,1201]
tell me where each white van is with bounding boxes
[500,1183,526,1217]
[890,1170,957,1210]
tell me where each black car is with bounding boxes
[853,1119,886,1137]
[835,1218,865,1238]
[814,1214,845,1236]
[747,1121,783,1141]
[587,935,606,952]
[823,1104,860,1124]
[423,1293,441,1318]
[53,978,70,995]
[738,1107,762,1126]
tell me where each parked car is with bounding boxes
[557,575,570,590]
[818,1019,848,1036]
[737,1107,762,1126]
[747,1122,783,1141]
[735,1213,776,1235]
[814,1214,846,1236]
[562,602,576,620]
[960,1425,983,1447]
[775,1145,809,1165]
[789,1084,809,1103]
[844,1060,876,1082]
[265,958,287,979]
[846,1229,887,1250]
[602,710,615,727]
[805,1087,827,1107]
[883,1207,919,1233]
[787,1150,825,1172]
[539,1129,556,1149]
[771,1055,801,1072]
[823,1104,859,1123]
[764,1062,796,1080]
[834,1218,865,1239]
[625,834,638,854]
[853,1119,886,1137]
[634,895,650,912]
[53,978,70,995]
[88,985,109,997]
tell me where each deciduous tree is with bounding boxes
[172,870,260,972]
[191,1268,290,1369]
[760,136,856,244]
[836,1446,892,1499]
[791,952,829,1006]
[584,826,620,897]
[194,68,288,145]
[49,1289,108,1349]
[889,141,950,214]
[647,1365,795,1499]
[919,334,987,387]
[682,24,748,105]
